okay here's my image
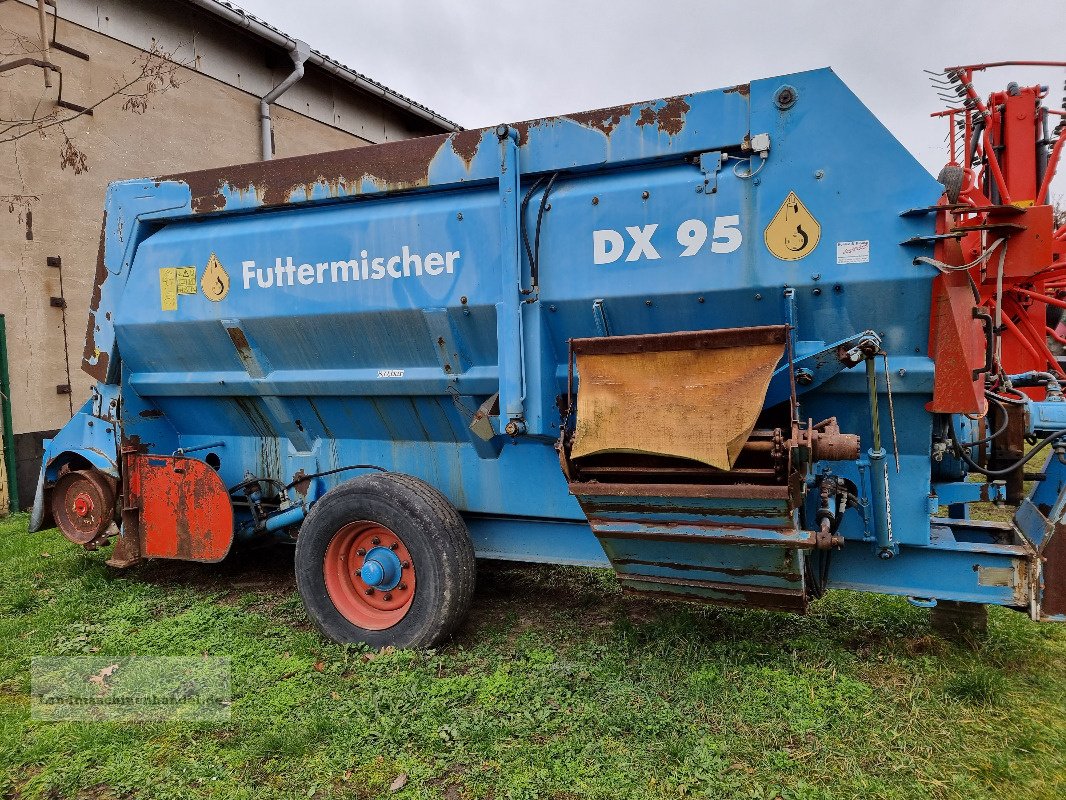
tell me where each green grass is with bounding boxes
[1,511,1065,799]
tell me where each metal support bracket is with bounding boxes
[592,299,611,337]
[698,151,723,195]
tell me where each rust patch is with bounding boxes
[82,217,109,382]
[153,89,699,215]
[565,102,635,137]
[634,96,691,136]
[571,324,787,356]
[449,129,483,169]
[170,133,452,214]
[225,326,251,356]
[512,121,532,147]
[292,468,311,497]
[724,83,750,97]
[572,481,791,500]
[656,96,690,136]
[121,434,148,455]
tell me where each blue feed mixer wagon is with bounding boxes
[31,66,1066,647]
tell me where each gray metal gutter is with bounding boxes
[260,39,310,160]
[182,0,461,132]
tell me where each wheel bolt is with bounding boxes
[383,593,393,601]
[356,548,366,556]
[371,536,380,545]
[364,587,374,595]
[401,560,410,569]
[390,542,399,551]
[399,583,407,591]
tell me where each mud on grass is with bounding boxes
[1,512,1065,800]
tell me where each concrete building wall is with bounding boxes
[28,0,442,145]
[0,0,446,507]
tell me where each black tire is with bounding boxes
[295,472,476,648]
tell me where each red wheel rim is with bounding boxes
[323,521,416,630]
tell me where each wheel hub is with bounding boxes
[358,545,402,591]
[72,492,94,517]
[323,521,416,630]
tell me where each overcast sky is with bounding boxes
[238,0,1065,197]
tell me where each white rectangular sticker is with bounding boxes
[377,369,404,378]
[837,240,870,264]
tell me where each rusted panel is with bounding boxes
[723,84,751,97]
[132,454,234,562]
[172,133,452,213]
[81,217,109,382]
[570,325,788,356]
[569,327,785,470]
[1044,523,1066,617]
[166,89,702,215]
[569,481,790,499]
[577,464,778,480]
[595,527,811,549]
[925,270,985,414]
[588,513,798,533]
[583,501,791,521]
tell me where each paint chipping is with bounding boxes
[171,134,451,214]
[82,220,109,382]
[566,102,635,137]
[635,96,691,136]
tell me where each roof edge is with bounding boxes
[182,0,461,132]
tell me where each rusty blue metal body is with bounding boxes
[34,67,1066,620]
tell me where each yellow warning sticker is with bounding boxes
[201,253,230,302]
[176,266,197,295]
[160,268,178,311]
[160,266,198,310]
[764,191,820,261]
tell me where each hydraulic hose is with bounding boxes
[954,427,1066,477]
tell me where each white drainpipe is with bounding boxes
[261,39,311,160]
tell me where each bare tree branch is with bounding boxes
[0,28,190,172]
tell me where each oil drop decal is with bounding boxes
[764,191,820,261]
[201,253,230,302]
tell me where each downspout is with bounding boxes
[261,39,311,161]
[36,0,52,88]
[180,0,459,131]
